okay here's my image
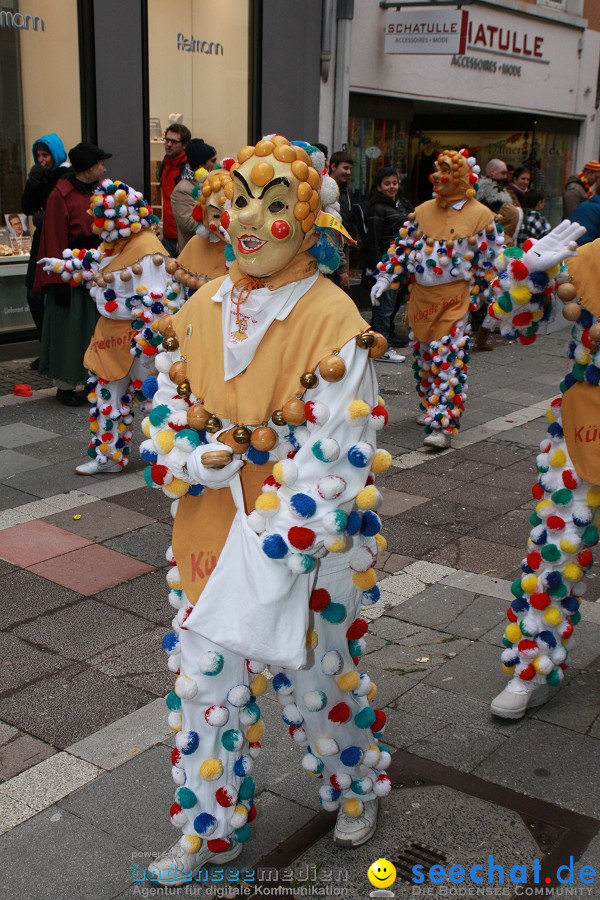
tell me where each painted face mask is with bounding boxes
[225,137,322,278]
[430,149,479,208]
[192,167,233,242]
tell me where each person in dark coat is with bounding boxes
[366,166,413,362]
[21,133,71,368]
[568,188,600,245]
[35,142,110,405]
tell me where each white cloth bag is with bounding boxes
[184,474,313,669]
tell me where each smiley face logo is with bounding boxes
[368,858,397,889]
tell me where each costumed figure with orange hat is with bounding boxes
[40,178,182,475]
[563,160,600,219]
[477,218,600,720]
[169,161,234,298]
[371,149,504,450]
[141,138,392,885]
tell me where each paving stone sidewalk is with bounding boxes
[1,330,600,899]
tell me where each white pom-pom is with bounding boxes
[375,750,391,770]
[247,660,265,674]
[247,510,266,533]
[349,545,377,572]
[171,765,186,785]
[170,499,180,519]
[303,690,327,711]
[321,650,343,675]
[167,710,182,730]
[315,737,339,757]
[305,400,330,426]
[167,653,181,673]
[333,773,352,790]
[227,684,251,707]
[317,475,346,500]
[312,438,339,462]
[277,459,298,486]
[204,705,230,727]
[363,746,381,767]
[320,174,339,207]
[550,645,567,665]
[168,590,183,610]
[155,354,173,374]
[373,773,392,796]
[174,674,198,700]
[282,703,304,726]
[310,149,325,174]
[166,566,182,588]
[353,673,371,697]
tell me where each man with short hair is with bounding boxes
[8,214,27,237]
[329,150,357,290]
[563,160,600,218]
[159,123,191,255]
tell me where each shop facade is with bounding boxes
[321,0,600,224]
[0,0,322,340]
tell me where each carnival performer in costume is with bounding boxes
[41,179,182,475]
[485,220,600,720]
[169,162,234,297]
[371,149,504,450]
[143,137,393,885]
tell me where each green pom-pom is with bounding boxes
[504,246,524,259]
[572,363,586,381]
[320,601,346,624]
[570,610,582,625]
[501,637,513,648]
[547,667,561,686]
[551,488,573,506]
[497,292,513,313]
[238,777,255,800]
[175,787,197,809]
[149,404,170,427]
[354,707,376,729]
[530,512,542,527]
[165,690,181,711]
[541,544,561,562]
[511,578,524,597]
[582,525,598,546]
[548,582,567,599]
[174,428,200,449]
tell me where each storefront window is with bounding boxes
[0,0,81,333]
[348,116,409,199]
[147,0,250,219]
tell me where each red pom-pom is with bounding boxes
[371,405,388,425]
[171,748,181,766]
[328,702,351,723]
[150,463,169,485]
[513,312,533,328]
[142,345,156,356]
[530,592,551,610]
[519,663,536,681]
[215,786,235,807]
[222,158,235,171]
[527,551,542,570]
[547,515,566,531]
[192,205,203,222]
[518,639,538,653]
[263,475,280,489]
[371,709,387,732]
[562,622,574,640]
[577,549,593,567]
[104,300,118,313]
[519,334,537,346]
[562,470,579,489]
[207,838,232,853]
[170,801,183,817]
[532,483,544,500]
[507,608,517,623]
[510,259,529,281]
[523,239,535,252]
[346,618,368,640]
[581,329,594,350]
[247,803,257,822]
[309,588,331,611]
[330,774,343,790]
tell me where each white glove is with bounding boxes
[522,219,586,273]
[38,257,62,273]
[370,276,390,306]
[185,445,243,488]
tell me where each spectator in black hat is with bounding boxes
[34,142,110,405]
[171,138,218,251]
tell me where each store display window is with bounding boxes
[0,0,81,333]
[147,0,250,221]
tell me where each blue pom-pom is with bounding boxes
[262,533,288,559]
[347,445,369,468]
[247,445,270,465]
[547,422,564,438]
[340,746,363,767]
[538,629,557,648]
[529,270,549,290]
[562,595,579,613]
[346,511,362,535]
[545,570,562,588]
[585,365,600,386]
[579,309,593,329]
[103,288,116,300]
[188,483,205,496]
[361,510,381,536]
[162,632,179,652]
[272,673,292,693]
[141,447,157,463]
[194,812,217,834]
[233,755,252,777]
[511,597,529,613]
[290,493,317,518]
[180,731,199,754]
[363,585,380,605]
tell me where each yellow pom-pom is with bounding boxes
[510,286,532,305]
[250,674,268,696]
[377,395,386,407]
[272,462,285,484]
[549,449,566,468]
[195,166,208,181]
[520,574,538,594]
[348,400,371,420]
[142,417,151,437]
[367,683,378,702]
[166,569,182,591]
[355,486,379,510]
[337,671,360,692]
[118,422,127,432]
[533,656,546,674]
[163,478,190,499]
[256,492,280,512]
[545,408,556,424]
[130,221,142,233]
[246,721,264,742]
[90,421,99,433]
[559,537,580,555]
[181,835,202,854]
[232,803,248,823]
[505,624,522,643]
[587,486,600,507]
[199,758,223,781]
[325,536,347,553]
[99,442,109,454]
[306,628,318,650]
[562,563,582,582]
[375,532,387,552]
[371,449,392,474]
[352,568,377,590]
[138,207,148,217]
[501,664,515,675]
[155,429,175,454]
[531,309,544,321]
[544,607,562,626]
[343,798,363,817]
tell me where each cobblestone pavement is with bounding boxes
[0,326,599,899]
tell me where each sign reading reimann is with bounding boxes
[385,9,468,55]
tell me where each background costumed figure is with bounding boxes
[40,179,183,475]
[143,136,392,885]
[371,149,504,450]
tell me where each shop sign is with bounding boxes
[0,11,44,30]
[450,54,522,77]
[385,9,468,55]
[465,16,546,62]
[176,33,223,55]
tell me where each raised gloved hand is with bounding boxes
[370,276,390,306]
[522,220,586,273]
[185,444,243,488]
[27,163,46,185]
